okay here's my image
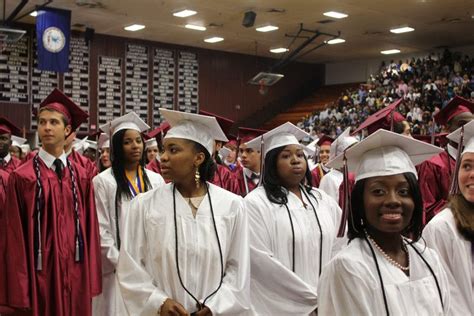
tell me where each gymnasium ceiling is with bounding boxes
[3,0,474,63]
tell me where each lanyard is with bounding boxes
[126,167,144,197]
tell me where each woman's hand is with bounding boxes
[194,306,212,316]
[160,298,189,316]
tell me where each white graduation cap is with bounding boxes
[100,112,150,137]
[329,127,359,161]
[72,136,88,153]
[85,140,97,151]
[219,146,232,160]
[245,122,311,157]
[447,120,474,156]
[20,143,31,153]
[98,133,110,150]
[145,138,158,149]
[327,129,443,182]
[160,109,228,155]
[11,135,27,148]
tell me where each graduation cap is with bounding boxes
[434,96,474,126]
[352,99,405,135]
[328,129,443,182]
[11,135,27,148]
[219,146,232,160]
[39,88,89,132]
[98,133,110,150]
[238,127,267,144]
[85,140,97,151]
[0,116,21,136]
[160,109,228,155]
[147,121,171,140]
[329,127,359,161]
[145,138,158,149]
[413,133,448,147]
[100,112,150,137]
[199,110,234,137]
[245,122,311,157]
[317,135,334,147]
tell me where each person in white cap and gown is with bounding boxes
[97,133,111,172]
[116,109,250,316]
[318,129,452,315]
[145,137,159,164]
[244,122,343,315]
[92,112,165,316]
[423,120,474,314]
[319,127,358,203]
[9,135,27,160]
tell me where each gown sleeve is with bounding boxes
[204,198,251,314]
[245,196,318,314]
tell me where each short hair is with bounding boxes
[347,172,423,241]
[262,146,313,205]
[192,141,216,183]
[38,108,69,127]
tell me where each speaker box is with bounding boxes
[242,11,256,28]
[84,27,95,45]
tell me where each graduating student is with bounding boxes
[9,135,27,160]
[3,88,102,316]
[0,168,14,314]
[319,127,358,203]
[318,129,451,315]
[417,96,474,223]
[235,127,266,197]
[244,122,343,315]
[117,109,250,316]
[0,116,23,174]
[423,120,474,313]
[92,112,165,316]
[97,133,111,172]
[65,131,99,178]
[146,121,170,175]
[145,137,159,164]
[310,135,333,188]
[222,139,238,171]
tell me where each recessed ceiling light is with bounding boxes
[30,11,38,17]
[390,26,415,34]
[256,25,279,32]
[381,49,401,55]
[327,38,346,44]
[323,11,348,19]
[204,37,224,43]
[185,24,206,31]
[124,24,145,31]
[270,47,289,53]
[173,9,197,18]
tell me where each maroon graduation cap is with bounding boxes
[238,127,267,144]
[0,116,21,136]
[147,121,171,141]
[352,99,405,136]
[413,133,449,148]
[317,134,334,147]
[433,96,474,126]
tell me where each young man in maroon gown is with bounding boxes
[0,168,14,314]
[0,116,23,174]
[3,89,102,316]
[417,96,474,224]
[310,135,333,188]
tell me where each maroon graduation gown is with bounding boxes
[311,164,328,188]
[416,150,456,225]
[210,164,240,193]
[146,158,161,174]
[0,156,21,174]
[69,150,98,178]
[4,157,102,316]
[0,169,14,314]
[234,165,258,197]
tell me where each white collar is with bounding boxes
[243,167,259,178]
[38,148,68,169]
[2,153,11,163]
[447,143,458,160]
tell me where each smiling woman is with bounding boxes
[317,129,454,315]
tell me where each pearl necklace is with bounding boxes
[365,232,410,271]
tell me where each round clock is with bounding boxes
[42,27,66,53]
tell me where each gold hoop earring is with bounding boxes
[195,168,201,188]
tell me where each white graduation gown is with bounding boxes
[318,238,451,316]
[318,169,343,203]
[245,186,343,315]
[423,208,473,314]
[92,168,165,316]
[116,182,250,315]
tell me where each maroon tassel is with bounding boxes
[337,153,350,237]
[449,126,464,195]
[258,137,265,186]
[390,110,394,132]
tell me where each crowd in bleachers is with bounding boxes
[298,49,474,138]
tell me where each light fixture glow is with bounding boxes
[270,47,289,53]
[323,11,348,19]
[124,24,145,31]
[185,24,206,31]
[256,25,279,32]
[173,9,197,18]
[381,49,401,55]
[390,26,415,34]
[30,11,38,17]
[204,37,224,43]
[327,38,346,44]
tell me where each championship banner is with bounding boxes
[36,8,71,73]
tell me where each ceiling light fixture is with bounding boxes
[173,10,197,18]
[270,47,289,53]
[185,24,206,31]
[256,25,279,32]
[323,11,348,19]
[204,37,224,43]
[390,26,415,34]
[30,11,38,17]
[124,24,145,31]
[381,49,401,55]
[327,38,346,44]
